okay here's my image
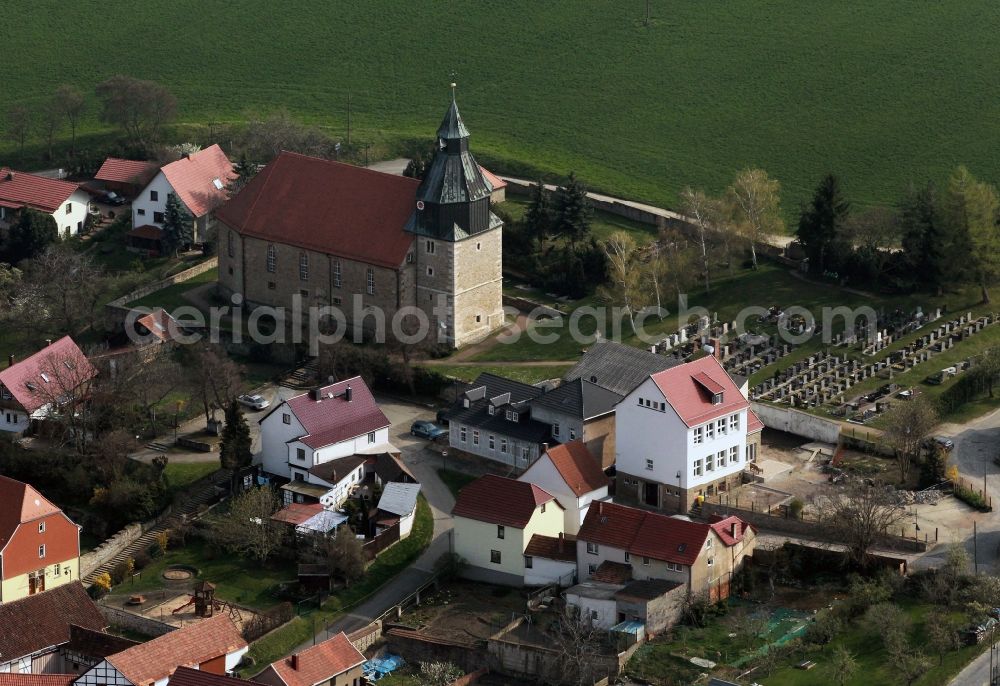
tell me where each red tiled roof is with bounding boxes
[159,145,234,218]
[540,441,609,497]
[747,408,764,433]
[265,632,365,686]
[650,356,749,428]
[708,515,755,546]
[592,560,633,584]
[478,166,507,190]
[94,158,159,186]
[271,377,389,450]
[127,224,164,241]
[0,168,80,213]
[271,503,324,526]
[0,475,64,548]
[216,151,420,269]
[452,475,557,528]
[0,583,106,663]
[524,533,576,563]
[0,336,98,413]
[135,309,183,343]
[106,614,246,686]
[167,667,257,686]
[0,675,77,686]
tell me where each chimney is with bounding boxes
[710,337,721,359]
[309,388,321,401]
[345,385,352,402]
[289,654,298,670]
[7,355,13,368]
[541,442,549,453]
[597,502,603,515]
[45,339,52,347]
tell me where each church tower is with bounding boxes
[410,90,504,347]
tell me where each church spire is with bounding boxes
[437,83,470,141]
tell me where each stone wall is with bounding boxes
[750,402,841,444]
[384,627,483,674]
[348,620,382,653]
[80,523,143,579]
[99,605,176,638]
[104,257,219,329]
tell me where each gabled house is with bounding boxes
[303,455,369,509]
[445,373,552,469]
[564,577,686,635]
[0,169,90,238]
[0,582,106,672]
[74,614,248,686]
[131,145,234,244]
[529,378,622,469]
[166,667,260,686]
[563,339,680,398]
[94,159,159,199]
[253,632,364,686]
[518,441,610,534]
[0,337,97,436]
[0,477,82,602]
[375,482,421,539]
[258,377,390,483]
[575,501,754,602]
[614,355,763,513]
[451,475,565,586]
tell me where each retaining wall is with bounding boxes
[104,257,218,328]
[751,402,842,444]
[99,605,176,638]
[80,523,143,579]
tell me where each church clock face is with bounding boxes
[416,200,425,210]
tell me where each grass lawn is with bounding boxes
[425,363,572,385]
[436,469,478,498]
[163,460,220,498]
[242,495,434,672]
[497,197,657,245]
[5,4,1000,221]
[128,267,219,313]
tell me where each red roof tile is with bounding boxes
[452,475,557,528]
[747,408,764,433]
[592,560,633,584]
[167,667,258,686]
[478,166,507,190]
[106,614,246,686]
[0,168,80,214]
[539,441,609,497]
[271,503,324,526]
[0,475,65,548]
[216,151,420,269]
[264,632,364,686]
[708,515,755,546]
[136,309,184,343]
[159,145,234,218]
[271,377,389,450]
[127,224,164,241]
[524,533,576,563]
[0,583,106,663]
[0,336,98,413]
[0,675,77,686]
[650,356,749,428]
[94,158,159,186]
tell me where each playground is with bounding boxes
[114,580,260,632]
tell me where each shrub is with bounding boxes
[788,498,804,519]
[155,531,170,555]
[954,484,991,511]
[133,551,152,571]
[93,572,112,595]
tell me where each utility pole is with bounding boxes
[347,92,352,146]
[975,520,979,576]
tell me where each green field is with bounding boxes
[4,2,1000,217]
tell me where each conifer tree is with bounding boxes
[220,399,253,471]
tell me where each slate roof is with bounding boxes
[158,145,234,218]
[265,377,389,450]
[535,441,608,497]
[563,340,681,397]
[650,356,749,428]
[67,624,138,660]
[0,676,77,686]
[531,378,622,420]
[167,667,256,686]
[217,151,419,269]
[371,451,416,484]
[105,614,246,686]
[0,168,80,213]
[94,158,159,187]
[615,579,683,602]
[416,98,493,208]
[445,373,551,443]
[264,632,365,686]
[376,482,420,518]
[524,533,576,563]
[0,582,106,663]
[0,336,98,414]
[452,475,557,528]
[0,475,67,549]
[307,455,368,486]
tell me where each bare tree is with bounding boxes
[322,529,367,587]
[95,75,177,150]
[6,104,32,155]
[210,486,283,561]
[679,187,723,292]
[822,481,905,569]
[598,230,644,334]
[40,105,62,161]
[727,168,784,269]
[925,610,961,665]
[183,343,243,425]
[29,348,98,452]
[548,608,605,686]
[20,245,104,335]
[418,662,463,686]
[881,397,938,484]
[54,84,85,156]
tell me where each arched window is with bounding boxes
[266,244,276,273]
[227,231,235,258]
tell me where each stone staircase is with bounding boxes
[146,441,170,453]
[83,469,231,585]
[283,359,319,389]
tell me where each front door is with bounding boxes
[644,482,659,507]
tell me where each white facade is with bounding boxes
[56,189,90,237]
[131,171,174,228]
[518,455,609,535]
[565,583,620,630]
[75,649,247,686]
[306,461,366,509]
[524,556,577,587]
[0,407,30,434]
[616,377,748,491]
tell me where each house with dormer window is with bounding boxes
[614,355,763,513]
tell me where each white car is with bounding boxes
[238,393,270,411]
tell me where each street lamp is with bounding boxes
[676,470,682,514]
[442,450,448,473]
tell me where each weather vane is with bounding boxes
[449,70,458,99]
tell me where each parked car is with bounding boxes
[238,393,270,411]
[932,436,955,452]
[95,191,127,206]
[411,420,447,440]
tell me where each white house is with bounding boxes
[0,168,90,238]
[131,145,234,243]
[614,355,763,513]
[258,377,390,483]
[518,440,610,534]
[376,482,421,539]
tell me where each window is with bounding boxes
[427,266,435,277]
[489,435,495,450]
[426,240,436,254]
[645,458,654,471]
[473,430,480,446]
[150,190,159,201]
[707,557,715,567]
[213,178,224,190]
[747,442,757,462]
[40,373,50,384]
[717,451,726,469]
[282,413,291,425]
[332,296,342,306]
[587,542,599,555]
[490,550,501,564]
[266,244,276,272]
[524,555,533,569]
[267,281,276,290]
[642,556,650,566]
[717,418,726,435]
[553,422,560,437]
[38,522,45,533]
[228,266,233,275]
[460,426,467,442]
[368,432,376,444]
[588,564,597,575]
[705,454,714,472]
[512,412,519,423]
[497,525,505,539]
[591,610,600,621]
[299,253,309,280]
[406,252,413,263]
[569,428,576,440]
[624,552,630,562]
[65,203,72,215]
[53,563,60,577]
[730,414,739,432]
[137,208,146,216]
[488,405,495,416]
[541,503,546,513]
[693,459,703,477]
[366,268,375,295]
[729,446,739,464]
[299,289,309,298]
[296,448,305,461]
[706,422,715,440]
[500,438,508,453]
[475,315,481,323]
[153,211,165,223]
[38,545,45,559]
[693,427,703,444]
[666,562,682,572]
[333,260,342,287]
[706,537,713,548]
[521,446,530,460]
[505,410,513,421]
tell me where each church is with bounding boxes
[216,95,505,348]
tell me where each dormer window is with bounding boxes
[463,398,470,408]
[712,392,723,405]
[512,412,519,423]
[40,373,50,383]
[488,405,495,415]
[505,410,513,421]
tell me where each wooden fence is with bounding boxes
[363,521,400,560]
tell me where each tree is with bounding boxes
[728,168,783,269]
[183,343,243,425]
[54,84,85,156]
[548,608,604,686]
[553,172,593,249]
[5,208,58,263]
[239,109,335,163]
[95,75,177,150]
[227,152,258,196]
[679,187,723,292]
[6,104,32,154]
[598,230,643,334]
[881,397,938,484]
[323,529,367,586]
[220,400,253,471]
[804,611,842,650]
[418,662,463,686]
[161,193,193,256]
[925,611,960,665]
[943,166,1000,303]
[525,180,554,238]
[888,635,933,686]
[899,182,947,295]
[210,486,282,561]
[796,173,851,275]
[40,104,62,161]
[843,206,900,284]
[22,244,103,334]
[823,482,905,569]
[830,645,857,686]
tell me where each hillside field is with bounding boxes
[4,2,1000,217]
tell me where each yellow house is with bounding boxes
[451,474,567,586]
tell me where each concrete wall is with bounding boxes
[751,402,841,444]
